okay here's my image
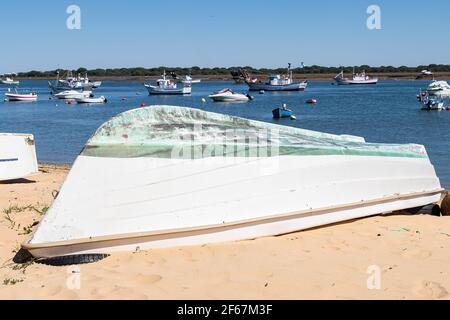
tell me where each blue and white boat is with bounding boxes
[272,104,294,119]
[248,64,308,92]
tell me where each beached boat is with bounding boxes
[208,88,253,102]
[144,71,191,95]
[334,69,378,85]
[4,88,38,102]
[0,133,38,181]
[426,80,450,97]
[248,64,308,92]
[1,77,20,86]
[75,96,107,104]
[23,105,443,259]
[54,90,92,100]
[272,104,294,119]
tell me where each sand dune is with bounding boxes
[0,164,449,300]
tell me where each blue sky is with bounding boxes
[1,0,450,73]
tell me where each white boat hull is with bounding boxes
[145,84,191,95]
[248,82,308,92]
[5,93,38,102]
[0,134,38,181]
[209,93,250,102]
[54,91,92,100]
[24,106,442,259]
[76,96,107,104]
[335,79,379,85]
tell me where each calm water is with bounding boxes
[1,80,449,188]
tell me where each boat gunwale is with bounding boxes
[22,188,444,251]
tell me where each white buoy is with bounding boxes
[290,115,297,120]
[201,98,206,103]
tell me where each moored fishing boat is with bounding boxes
[23,105,443,259]
[144,71,191,95]
[48,71,102,93]
[0,133,38,181]
[1,77,20,86]
[247,64,308,91]
[334,69,378,85]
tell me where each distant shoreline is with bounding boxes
[14,72,449,82]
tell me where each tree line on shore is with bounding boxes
[14,64,450,78]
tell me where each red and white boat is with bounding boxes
[5,89,38,102]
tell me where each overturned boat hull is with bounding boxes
[0,133,38,181]
[23,106,442,258]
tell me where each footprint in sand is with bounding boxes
[134,274,162,285]
[413,281,449,299]
[401,249,432,260]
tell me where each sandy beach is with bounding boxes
[0,164,449,300]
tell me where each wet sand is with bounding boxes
[0,164,449,300]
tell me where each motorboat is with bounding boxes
[22,105,443,259]
[272,104,294,119]
[4,88,38,102]
[247,64,308,91]
[334,69,378,85]
[208,89,253,102]
[54,90,92,100]
[426,80,450,97]
[0,133,38,181]
[75,96,107,104]
[144,71,192,95]
[1,77,20,86]
[417,91,444,111]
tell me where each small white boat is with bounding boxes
[54,90,92,100]
[5,89,38,102]
[334,69,378,85]
[208,89,253,102]
[426,80,450,97]
[248,64,308,92]
[144,71,192,95]
[0,133,38,181]
[75,96,107,104]
[23,106,442,259]
[1,77,20,86]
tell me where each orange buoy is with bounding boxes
[447,106,450,111]
[307,99,317,104]
[140,102,145,107]
[67,100,72,105]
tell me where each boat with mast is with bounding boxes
[1,75,20,86]
[144,71,192,95]
[247,64,308,92]
[48,71,102,93]
[334,68,378,85]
